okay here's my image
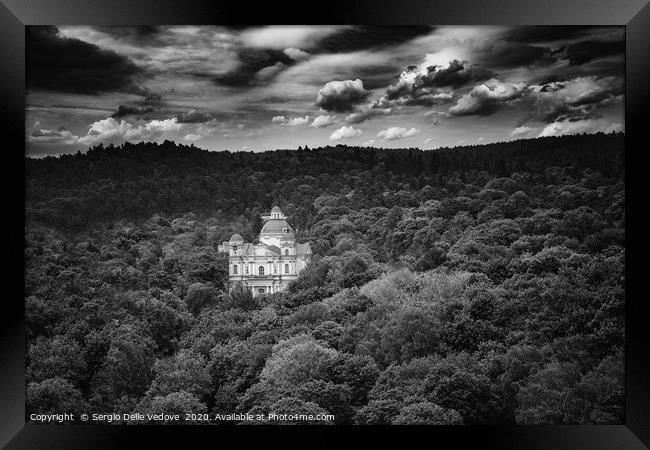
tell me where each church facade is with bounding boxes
[218,206,312,296]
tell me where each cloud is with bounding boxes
[379,59,492,108]
[283,47,310,61]
[213,48,294,87]
[526,75,624,123]
[240,26,344,50]
[315,79,372,113]
[285,116,310,126]
[330,125,362,141]
[75,117,187,146]
[310,115,336,128]
[176,109,217,124]
[472,40,550,68]
[345,106,392,124]
[377,127,419,140]
[271,115,310,126]
[30,127,80,144]
[112,104,155,118]
[448,79,526,116]
[26,26,144,95]
[538,118,623,137]
[562,39,625,65]
[183,134,202,142]
[511,126,538,136]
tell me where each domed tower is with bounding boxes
[229,233,244,256]
[259,206,292,248]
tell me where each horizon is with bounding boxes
[24,131,624,161]
[26,25,624,157]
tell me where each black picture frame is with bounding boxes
[3,0,648,447]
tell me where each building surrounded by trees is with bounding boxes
[218,206,312,296]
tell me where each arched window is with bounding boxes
[285,264,289,274]
[232,245,237,252]
[285,249,289,255]
[259,266,265,276]
[233,265,238,274]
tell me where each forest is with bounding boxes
[25,132,625,424]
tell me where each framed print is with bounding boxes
[2,0,649,447]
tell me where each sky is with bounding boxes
[25,25,624,157]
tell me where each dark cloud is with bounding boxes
[378,60,491,109]
[213,48,295,87]
[315,79,371,113]
[448,80,526,116]
[111,93,163,119]
[92,26,164,44]
[316,26,434,53]
[112,105,155,118]
[562,39,625,65]
[419,60,494,88]
[26,26,144,95]
[500,26,602,44]
[521,76,623,125]
[475,41,550,68]
[176,110,218,123]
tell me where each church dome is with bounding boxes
[261,219,292,234]
[271,206,282,213]
[229,233,244,242]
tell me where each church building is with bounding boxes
[218,206,312,296]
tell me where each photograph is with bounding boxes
[17,21,632,430]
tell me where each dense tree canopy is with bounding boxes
[25,133,625,424]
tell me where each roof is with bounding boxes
[260,219,292,234]
[295,242,312,255]
[230,233,244,242]
[271,206,282,212]
[266,245,281,255]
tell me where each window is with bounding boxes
[274,265,277,274]
[258,288,265,294]
[233,265,238,274]
[232,245,237,252]
[285,249,289,256]
[245,266,249,275]
[259,266,265,276]
[285,264,289,274]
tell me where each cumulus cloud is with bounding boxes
[72,117,192,146]
[538,118,623,137]
[271,115,310,126]
[449,79,526,116]
[285,116,310,126]
[283,47,310,61]
[183,134,202,142]
[315,79,371,113]
[379,59,493,108]
[330,125,362,141]
[377,127,419,140]
[310,115,336,128]
[526,75,624,123]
